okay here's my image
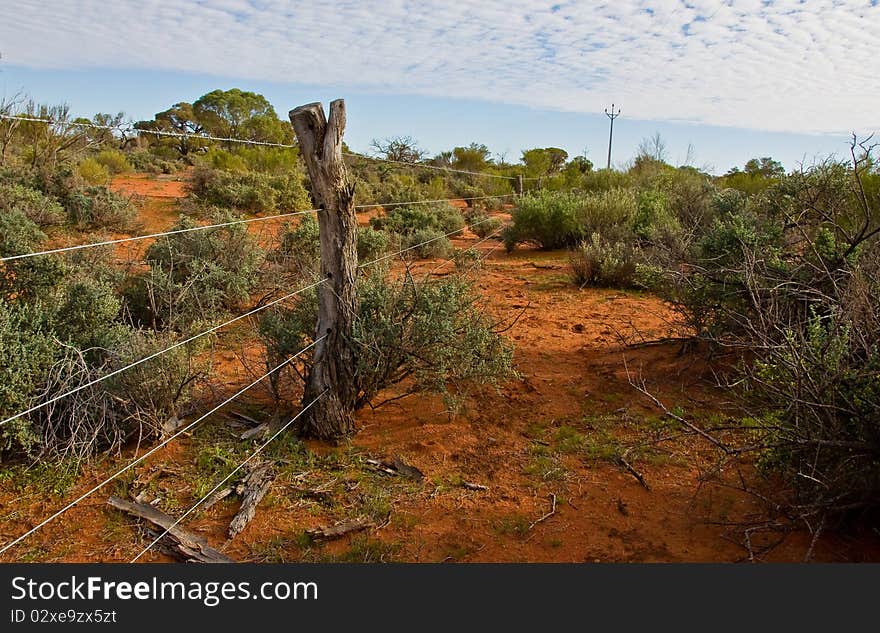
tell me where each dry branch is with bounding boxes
[107,496,233,563]
[228,463,276,538]
[529,493,557,530]
[306,517,374,541]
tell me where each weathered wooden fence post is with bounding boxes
[289,100,359,440]
[515,174,524,197]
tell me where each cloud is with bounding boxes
[1,0,877,134]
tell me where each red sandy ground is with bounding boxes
[1,174,878,563]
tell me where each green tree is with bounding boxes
[743,156,785,179]
[135,102,204,155]
[452,143,492,172]
[521,147,571,178]
[193,89,292,145]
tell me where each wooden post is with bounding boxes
[515,174,524,197]
[289,100,359,440]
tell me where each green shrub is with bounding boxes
[370,202,465,236]
[569,234,639,288]
[0,183,65,226]
[93,150,132,175]
[0,210,65,302]
[504,191,585,250]
[270,215,320,275]
[187,166,310,213]
[470,214,503,238]
[64,186,138,231]
[0,299,55,455]
[402,228,454,259]
[259,271,515,413]
[576,188,638,241]
[127,150,177,174]
[133,212,265,330]
[357,226,390,262]
[77,158,110,186]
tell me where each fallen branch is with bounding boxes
[625,359,731,454]
[364,456,424,480]
[306,517,374,541]
[107,496,233,563]
[228,463,276,538]
[618,450,651,491]
[529,493,557,530]
[461,481,489,491]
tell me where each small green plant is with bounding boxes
[93,149,132,175]
[569,234,639,288]
[77,158,110,185]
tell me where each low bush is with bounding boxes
[503,191,584,251]
[259,271,515,413]
[0,183,65,226]
[77,158,110,186]
[469,214,503,238]
[131,213,265,330]
[357,226,390,262]
[569,234,639,288]
[401,227,454,259]
[370,202,465,236]
[64,186,138,231]
[93,149,131,175]
[187,166,311,213]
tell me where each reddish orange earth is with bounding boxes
[1,174,879,563]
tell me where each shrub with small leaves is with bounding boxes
[77,158,110,186]
[0,183,65,226]
[569,233,639,288]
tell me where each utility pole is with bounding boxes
[604,103,621,170]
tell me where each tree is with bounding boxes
[135,90,293,154]
[451,143,492,172]
[743,156,785,179]
[370,136,425,163]
[521,147,569,177]
[568,155,594,174]
[135,102,204,155]
[637,132,668,163]
[193,89,291,145]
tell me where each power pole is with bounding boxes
[604,103,621,170]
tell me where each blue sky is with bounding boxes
[2,1,877,174]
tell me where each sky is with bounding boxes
[1,0,878,174]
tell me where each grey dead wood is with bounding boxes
[289,100,359,441]
[107,496,233,563]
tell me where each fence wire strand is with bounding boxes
[0,336,325,557]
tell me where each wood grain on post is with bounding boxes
[289,100,359,440]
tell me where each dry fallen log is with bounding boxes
[306,517,374,541]
[107,496,233,563]
[364,456,424,480]
[461,481,489,491]
[228,463,276,538]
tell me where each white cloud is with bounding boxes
[1,0,877,134]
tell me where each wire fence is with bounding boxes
[0,209,511,558]
[0,109,526,561]
[0,113,537,180]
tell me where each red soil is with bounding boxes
[2,175,878,563]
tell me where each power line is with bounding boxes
[0,277,328,429]
[130,389,328,562]
[0,336,325,558]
